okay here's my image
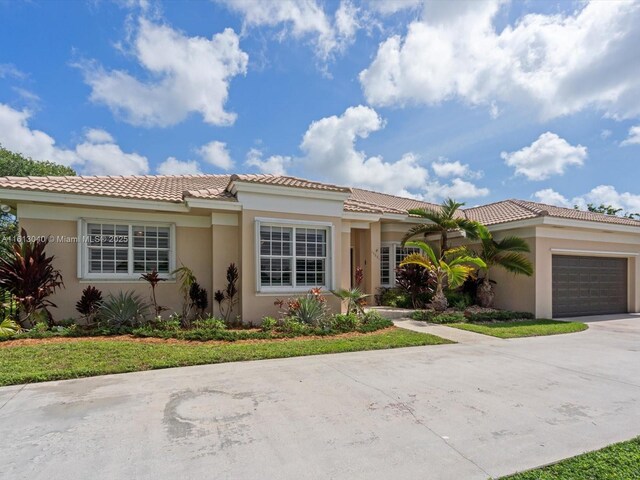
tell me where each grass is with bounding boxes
[449,319,588,339]
[0,328,451,386]
[500,436,640,479]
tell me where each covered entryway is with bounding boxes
[552,255,628,318]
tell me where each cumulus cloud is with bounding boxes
[299,105,429,193]
[217,0,358,60]
[431,159,481,179]
[197,140,233,170]
[621,125,640,146]
[360,1,640,120]
[78,18,248,127]
[534,185,640,215]
[245,148,291,175]
[0,103,148,175]
[157,157,202,175]
[407,178,490,203]
[501,132,587,181]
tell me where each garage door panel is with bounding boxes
[552,255,627,317]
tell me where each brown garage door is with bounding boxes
[552,255,628,318]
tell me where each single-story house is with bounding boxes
[0,173,638,322]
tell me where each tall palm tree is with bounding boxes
[475,226,533,308]
[400,241,486,311]
[402,198,482,255]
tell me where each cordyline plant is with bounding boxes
[140,269,167,317]
[214,263,239,324]
[0,228,64,327]
[400,241,486,312]
[172,264,197,327]
[75,285,103,325]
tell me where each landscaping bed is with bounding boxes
[500,436,640,480]
[0,327,451,386]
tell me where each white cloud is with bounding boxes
[621,125,640,146]
[0,103,148,175]
[533,188,571,207]
[84,128,114,144]
[299,105,429,193]
[197,140,233,170]
[78,18,248,127]
[360,1,640,120]
[431,159,481,179]
[218,0,358,59]
[409,178,490,203]
[366,0,422,15]
[600,129,612,139]
[157,157,202,175]
[501,132,587,181]
[0,63,25,79]
[534,185,640,214]
[245,148,291,175]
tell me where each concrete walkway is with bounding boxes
[1,316,639,479]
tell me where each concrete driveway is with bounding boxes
[1,315,639,480]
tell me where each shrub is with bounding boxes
[445,290,474,310]
[214,263,240,325]
[280,317,310,335]
[140,269,167,317]
[193,316,226,330]
[172,265,197,326]
[376,287,412,308]
[0,228,64,327]
[465,310,535,322]
[189,282,208,317]
[331,288,369,315]
[275,290,328,327]
[0,318,20,338]
[99,291,149,330]
[411,310,436,322]
[358,310,393,332]
[76,286,103,324]
[31,321,49,333]
[331,313,360,332]
[395,264,435,308]
[261,316,277,332]
[431,312,466,324]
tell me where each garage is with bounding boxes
[552,255,628,318]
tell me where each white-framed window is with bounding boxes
[256,219,332,292]
[79,220,175,280]
[380,243,422,287]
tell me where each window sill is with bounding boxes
[79,278,176,284]
[256,288,330,296]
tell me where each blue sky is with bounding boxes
[1,0,639,212]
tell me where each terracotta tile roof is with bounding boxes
[231,174,351,193]
[465,199,640,227]
[0,173,638,228]
[0,174,233,203]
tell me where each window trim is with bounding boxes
[78,219,176,280]
[380,242,422,287]
[255,217,334,293]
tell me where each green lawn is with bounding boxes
[449,319,587,339]
[0,328,450,386]
[500,436,640,479]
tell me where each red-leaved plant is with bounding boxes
[0,228,64,327]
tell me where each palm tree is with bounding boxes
[475,226,533,308]
[331,287,370,315]
[400,241,486,311]
[402,198,482,255]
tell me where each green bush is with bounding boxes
[99,291,150,330]
[31,321,49,334]
[445,290,474,310]
[431,312,466,324]
[193,316,226,330]
[280,317,311,335]
[465,310,535,322]
[331,313,360,333]
[261,316,277,332]
[410,310,436,322]
[357,311,393,332]
[376,288,413,308]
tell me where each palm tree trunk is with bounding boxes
[476,276,495,308]
[432,283,448,312]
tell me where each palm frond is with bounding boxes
[399,253,434,270]
[455,219,482,239]
[401,224,442,244]
[494,252,533,276]
[495,236,531,253]
[443,264,475,289]
[441,198,465,219]
[404,240,439,265]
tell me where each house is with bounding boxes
[0,173,638,322]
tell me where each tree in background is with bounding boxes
[0,146,76,256]
[574,203,640,220]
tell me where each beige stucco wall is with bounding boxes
[239,209,347,324]
[20,217,213,321]
[211,222,241,319]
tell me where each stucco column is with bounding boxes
[535,236,553,318]
[364,221,381,295]
[340,222,352,291]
